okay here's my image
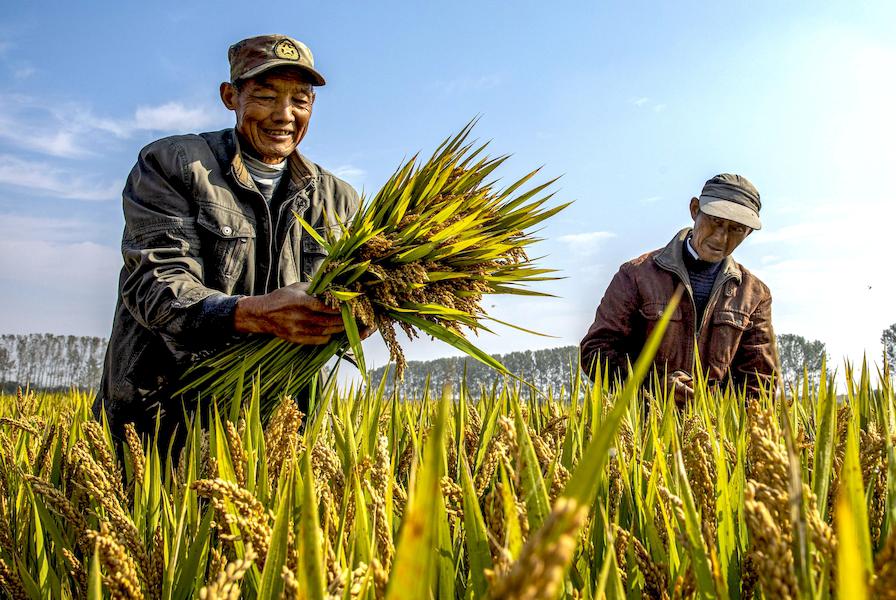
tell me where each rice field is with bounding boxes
[1,351,894,599]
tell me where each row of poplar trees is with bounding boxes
[0,334,107,391]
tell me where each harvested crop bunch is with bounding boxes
[182,122,566,414]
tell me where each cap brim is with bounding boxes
[699,197,761,230]
[238,60,326,86]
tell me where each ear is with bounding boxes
[220,82,238,111]
[689,197,700,220]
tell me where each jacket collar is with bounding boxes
[227,129,318,192]
[654,227,742,284]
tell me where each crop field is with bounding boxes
[0,353,894,600]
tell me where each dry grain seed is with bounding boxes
[224,420,246,488]
[264,397,304,485]
[124,423,145,487]
[682,417,716,542]
[32,423,56,477]
[744,481,798,600]
[627,527,669,600]
[613,525,630,589]
[25,474,88,534]
[82,420,126,502]
[0,557,28,600]
[199,544,257,600]
[281,565,300,599]
[86,522,145,600]
[487,497,588,600]
[548,462,570,503]
[0,416,39,436]
[365,478,395,566]
[147,525,164,599]
[872,526,896,599]
[61,547,88,596]
[193,479,272,565]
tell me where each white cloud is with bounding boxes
[631,96,666,112]
[330,164,366,188]
[132,102,224,132]
[12,64,35,79]
[559,230,616,251]
[0,113,90,159]
[641,195,662,204]
[0,154,121,201]
[0,214,95,243]
[0,238,119,288]
[0,94,229,158]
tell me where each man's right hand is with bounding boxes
[667,370,694,406]
[233,282,345,345]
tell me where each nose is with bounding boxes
[709,227,728,246]
[271,98,294,123]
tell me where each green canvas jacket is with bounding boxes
[580,228,778,397]
[93,128,359,438]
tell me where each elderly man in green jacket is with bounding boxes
[580,174,778,402]
[93,35,360,445]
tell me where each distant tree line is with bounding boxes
[368,333,836,395]
[368,346,581,397]
[0,334,107,392]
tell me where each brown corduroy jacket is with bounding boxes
[580,228,778,396]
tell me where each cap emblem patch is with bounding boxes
[274,39,300,60]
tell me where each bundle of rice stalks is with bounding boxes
[183,122,568,413]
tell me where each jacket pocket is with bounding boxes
[300,225,336,281]
[196,209,255,284]
[639,301,683,321]
[638,301,684,368]
[709,309,751,370]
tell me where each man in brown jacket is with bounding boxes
[580,174,777,402]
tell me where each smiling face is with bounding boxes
[220,68,315,164]
[688,197,751,262]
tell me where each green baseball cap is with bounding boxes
[228,34,326,85]
[698,173,762,230]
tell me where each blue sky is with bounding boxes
[1,2,894,375]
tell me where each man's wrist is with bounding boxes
[234,295,264,334]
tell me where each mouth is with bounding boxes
[261,127,294,141]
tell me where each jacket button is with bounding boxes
[221,225,233,235]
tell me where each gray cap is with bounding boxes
[698,173,761,230]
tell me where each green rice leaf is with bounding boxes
[396,314,508,375]
[459,452,492,598]
[386,387,449,600]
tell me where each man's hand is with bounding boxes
[667,370,694,406]
[234,282,345,345]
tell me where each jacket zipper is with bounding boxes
[654,261,736,374]
[231,170,275,294]
[275,186,312,288]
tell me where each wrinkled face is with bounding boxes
[220,69,315,164]
[688,197,751,262]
